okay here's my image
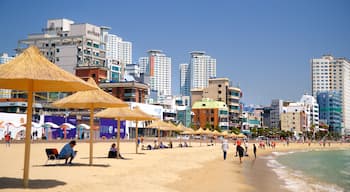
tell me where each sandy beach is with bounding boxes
[0,139,349,192]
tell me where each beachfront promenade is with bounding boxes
[0,140,348,192]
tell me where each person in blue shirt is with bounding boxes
[59,140,77,164]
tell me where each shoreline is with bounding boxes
[167,142,350,192]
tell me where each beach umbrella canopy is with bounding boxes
[176,122,187,132]
[237,133,246,138]
[194,127,206,135]
[212,130,222,136]
[221,131,229,137]
[230,133,238,138]
[60,122,76,129]
[146,120,173,143]
[43,122,59,128]
[77,123,90,129]
[52,77,128,165]
[96,106,155,155]
[0,46,96,187]
[203,128,214,135]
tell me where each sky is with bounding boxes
[1,0,349,105]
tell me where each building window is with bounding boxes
[56,57,59,62]
[56,48,60,53]
[218,84,222,87]
[218,91,222,94]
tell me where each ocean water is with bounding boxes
[265,150,350,192]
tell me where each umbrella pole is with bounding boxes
[158,128,160,145]
[117,118,121,159]
[89,107,94,165]
[200,134,202,147]
[23,86,33,188]
[135,120,138,154]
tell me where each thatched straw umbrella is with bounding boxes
[52,77,128,165]
[0,46,96,187]
[146,120,172,144]
[194,128,206,146]
[95,106,155,155]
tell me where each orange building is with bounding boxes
[192,98,229,130]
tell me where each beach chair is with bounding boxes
[45,148,64,164]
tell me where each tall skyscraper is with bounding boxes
[105,33,132,82]
[311,55,350,135]
[179,63,190,96]
[190,51,216,90]
[138,50,171,96]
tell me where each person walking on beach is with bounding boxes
[4,133,11,147]
[221,138,229,160]
[237,144,244,163]
[235,139,241,157]
[244,141,249,156]
[253,143,257,159]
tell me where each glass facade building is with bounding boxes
[317,91,342,134]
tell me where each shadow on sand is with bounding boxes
[34,163,111,167]
[79,156,133,160]
[0,177,66,189]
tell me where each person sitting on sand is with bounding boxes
[168,141,173,148]
[159,141,168,149]
[153,140,159,149]
[108,143,124,159]
[59,140,78,164]
[184,141,189,147]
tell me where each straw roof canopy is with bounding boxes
[0,46,96,92]
[52,78,128,109]
[194,127,206,135]
[221,131,229,136]
[176,122,193,132]
[203,128,214,135]
[212,130,222,136]
[95,107,154,121]
[165,121,181,131]
[237,133,246,138]
[146,120,173,131]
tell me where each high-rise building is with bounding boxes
[105,33,132,82]
[138,50,171,97]
[317,91,342,134]
[190,51,216,90]
[311,55,350,135]
[270,99,284,129]
[179,63,190,96]
[0,53,14,98]
[18,18,109,82]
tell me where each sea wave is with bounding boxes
[267,157,344,192]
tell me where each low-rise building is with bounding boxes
[192,98,229,130]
